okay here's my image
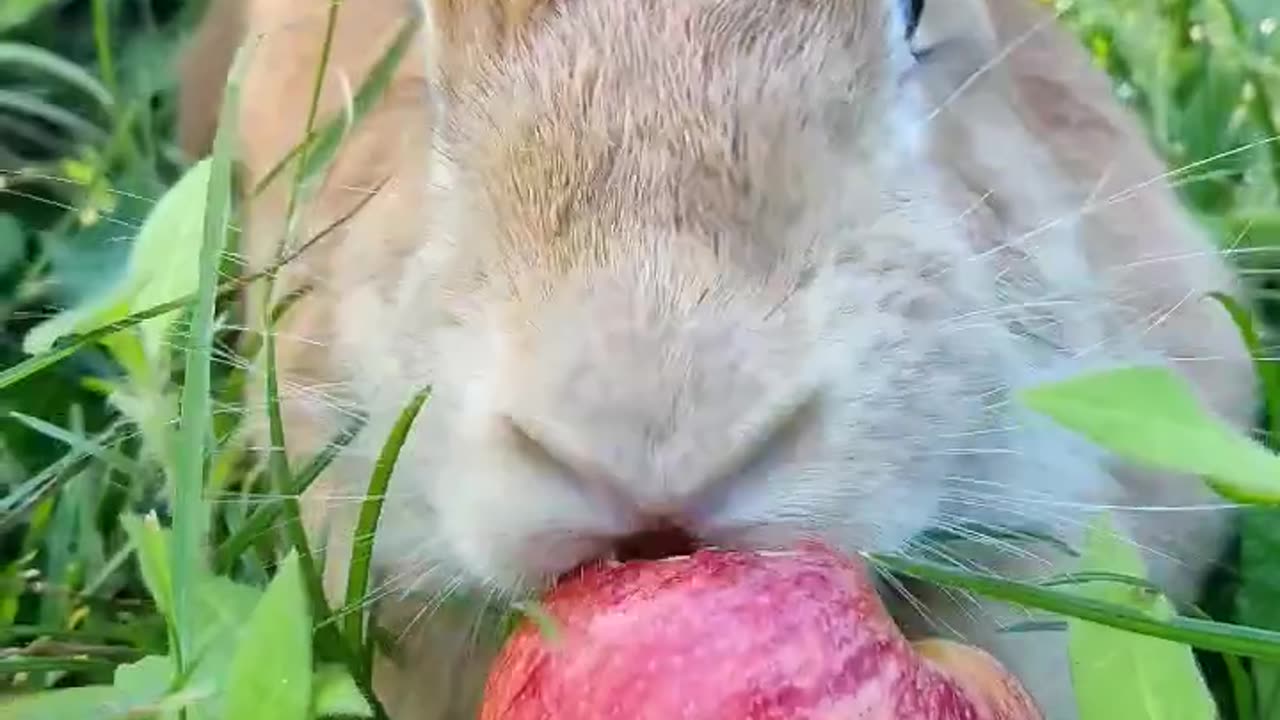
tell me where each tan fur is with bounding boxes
[178,1,1255,718]
[176,0,245,156]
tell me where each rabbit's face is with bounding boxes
[366,0,1029,593]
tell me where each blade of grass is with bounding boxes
[1204,291,1280,717]
[869,553,1280,663]
[7,411,146,478]
[0,42,113,109]
[169,37,249,679]
[1209,292,1280,444]
[251,12,421,197]
[342,388,429,679]
[0,89,107,142]
[1186,606,1257,720]
[0,297,193,391]
[253,90,391,720]
[214,415,367,573]
[0,656,123,674]
[0,424,127,533]
[78,539,135,599]
[0,466,72,534]
[263,325,334,638]
[1037,569,1257,720]
[2,641,143,663]
[253,0,349,674]
[37,475,81,685]
[0,625,141,645]
[224,285,314,391]
[0,113,65,151]
[89,0,118,101]
[275,0,342,255]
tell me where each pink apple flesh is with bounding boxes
[480,544,1043,720]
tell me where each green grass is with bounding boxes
[0,0,1278,718]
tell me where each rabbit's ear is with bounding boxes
[420,0,555,83]
[176,0,247,159]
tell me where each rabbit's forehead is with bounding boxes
[441,0,898,285]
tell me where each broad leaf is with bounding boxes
[1020,365,1280,504]
[0,686,141,720]
[184,575,264,720]
[1066,513,1217,720]
[312,664,374,719]
[0,656,197,720]
[222,551,313,720]
[23,158,211,366]
[118,515,270,719]
[1064,509,1213,717]
[111,655,173,703]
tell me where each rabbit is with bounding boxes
[176,0,1258,717]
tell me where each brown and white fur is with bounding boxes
[177,0,1257,717]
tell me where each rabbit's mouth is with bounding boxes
[612,524,701,563]
[554,524,704,585]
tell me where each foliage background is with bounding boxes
[0,0,1278,718]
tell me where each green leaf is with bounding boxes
[312,664,374,719]
[0,0,58,33]
[119,512,269,714]
[111,655,172,703]
[182,576,264,720]
[0,214,24,277]
[1066,513,1217,720]
[0,686,142,720]
[23,157,212,366]
[0,294,195,393]
[1019,365,1280,505]
[222,551,313,720]
[173,584,263,717]
[192,576,263,648]
[125,162,212,363]
[1238,507,1280,718]
[0,656,194,720]
[120,513,174,621]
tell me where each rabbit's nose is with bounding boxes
[612,521,700,562]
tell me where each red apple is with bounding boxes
[480,544,1042,720]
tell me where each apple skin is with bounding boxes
[480,544,1043,720]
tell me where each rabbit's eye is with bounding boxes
[900,0,924,41]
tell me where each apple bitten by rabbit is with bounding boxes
[177,0,1257,717]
